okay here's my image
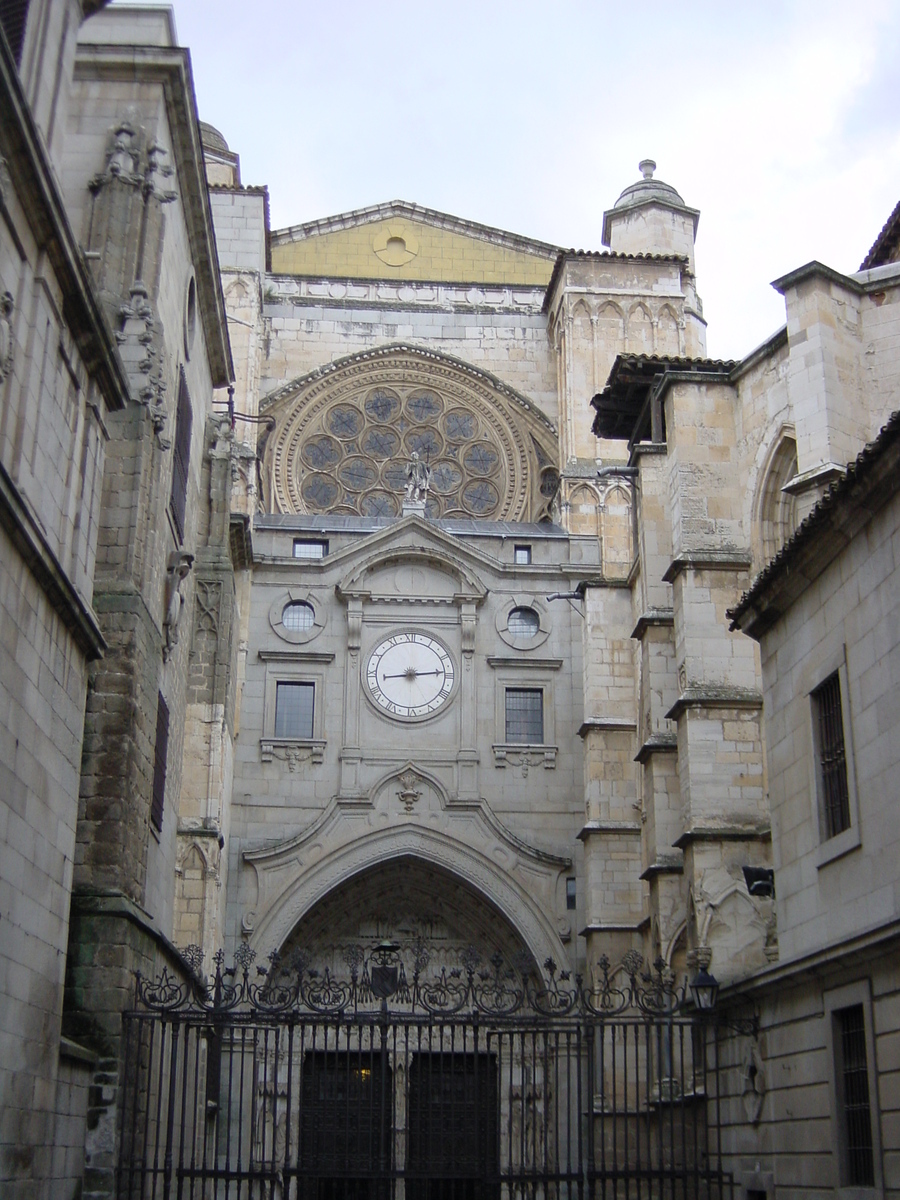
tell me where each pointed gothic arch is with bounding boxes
[755,430,799,566]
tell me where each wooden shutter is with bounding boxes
[150,693,169,832]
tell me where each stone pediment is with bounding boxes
[269,200,559,286]
[335,515,489,604]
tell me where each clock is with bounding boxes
[365,632,455,720]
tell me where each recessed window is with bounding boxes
[169,372,193,542]
[150,693,169,833]
[282,601,315,633]
[274,682,314,739]
[293,539,327,560]
[514,545,532,565]
[507,607,539,639]
[812,672,850,839]
[566,878,576,911]
[834,1005,875,1186]
[505,688,543,744]
[184,274,197,358]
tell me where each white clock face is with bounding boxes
[366,632,455,720]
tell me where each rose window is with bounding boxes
[280,386,518,519]
[266,349,559,522]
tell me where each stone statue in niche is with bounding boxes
[404,451,432,503]
[107,120,140,178]
[163,551,194,661]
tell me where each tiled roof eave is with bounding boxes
[860,198,900,271]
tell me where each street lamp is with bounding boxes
[690,965,720,1011]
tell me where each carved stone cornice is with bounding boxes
[665,685,763,721]
[260,738,326,767]
[492,744,557,773]
[662,549,752,584]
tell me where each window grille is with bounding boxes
[293,539,327,559]
[836,1005,875,1186]
[169,372,193,542]
[0,0,30,63]
[514,545,532,565]
[282,601,314,632]
[275,682,314,739]
[150,693,169,832]
[507,607,539,639]
[505,688,543,744]
[813,672,850,838]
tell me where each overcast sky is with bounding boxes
[161,0,900,360]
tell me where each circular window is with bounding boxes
[282,601,315,633]
[507,607,540,639]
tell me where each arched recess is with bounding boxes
[260,343,558,522]
[599,482,633,573]
[656,305,680,357]
[755,432,798,566]
[626,302,653,356]
[246,824,568,973]
[275,856,537,977]
[567,483,600,537]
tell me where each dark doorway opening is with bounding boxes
[300,1051,392,1200]
[407,1053,499,1200]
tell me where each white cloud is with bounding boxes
[161,0,900,359]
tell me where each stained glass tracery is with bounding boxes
[275,373,554,521]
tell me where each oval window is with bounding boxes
[282,601,315,633]
[507,607,539,639]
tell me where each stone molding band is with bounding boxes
[0,461,106,660]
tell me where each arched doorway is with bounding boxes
[269,857,536,1200]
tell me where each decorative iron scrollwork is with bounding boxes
[132,940,759,1027]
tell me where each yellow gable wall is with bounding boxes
[270,217,556,285]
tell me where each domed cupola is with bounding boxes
[602,159,700,271]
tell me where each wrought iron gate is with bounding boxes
[118,945,737,1199]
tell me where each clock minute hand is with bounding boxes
[380,670,443,679]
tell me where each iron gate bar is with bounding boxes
[117,947,750,1200]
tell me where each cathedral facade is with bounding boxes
[1,4,899,1198]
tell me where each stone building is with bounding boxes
[727,408,900,1195]
[1,2,899,1197]
[1,4,234,1198]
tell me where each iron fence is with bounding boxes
[118,945,737,1200]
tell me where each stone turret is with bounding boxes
[602,159,700,274]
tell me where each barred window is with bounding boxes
[293,540,327,559]
[275,682,314,739]
[835,1005,875,1186]
[150,693,169,832]
[505,688,543,744]
[514,545,532,565]
[282,601,314,633]
[507,608,539,639]
[169,372,193,542]
[813,672,850,839]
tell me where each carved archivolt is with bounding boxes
[262,344,558,521]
